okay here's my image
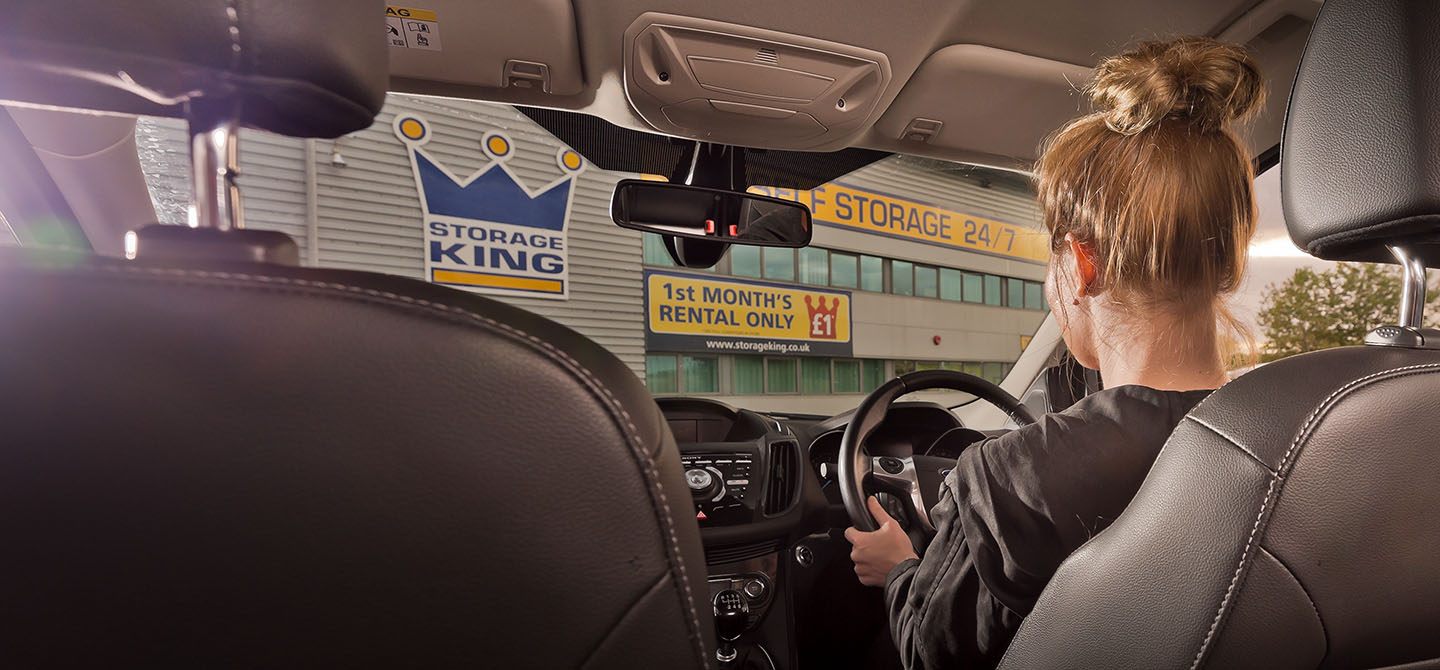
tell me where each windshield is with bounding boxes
[124,93,1051,416]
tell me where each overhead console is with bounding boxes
[623,13,892,151]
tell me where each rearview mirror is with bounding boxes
[610,179,813,248]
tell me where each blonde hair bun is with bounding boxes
[1089,36,1264,135]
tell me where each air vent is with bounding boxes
[763,441,799,516]
[755,47,779,64]
[706,539,782,566]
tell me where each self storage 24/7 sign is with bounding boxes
[645,270,853,357]
[749,183,1049,264]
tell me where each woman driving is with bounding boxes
[845,36,1263,669]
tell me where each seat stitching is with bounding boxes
[1190,363,1440,670]
[1186,415,1276,475]
[1257,544,1328,656]
[38,263,712,667]
[224,0,241,72]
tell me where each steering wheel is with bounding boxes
[838,369,1038,534]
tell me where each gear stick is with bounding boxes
[713,589,750,667]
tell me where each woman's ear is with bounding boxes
[1064,233,1098,297]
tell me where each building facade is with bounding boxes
[133,94,1048,415]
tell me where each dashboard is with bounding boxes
[655,396,998,670]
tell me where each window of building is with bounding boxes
[718,245,1047,314]
[940,268,963,301]
[862,360,885,392]
[766,358,798,393]
[798,247,829,286]
[646,355,678,393]
[892,260,914,296]
[833,359,861,393]
[731,246,762,278]
[681,356,719,393]
[915,265,938,298]
[1007,277,1025,308]
[643,233,675,267]
[860,255,884,292]
[984,274,1002,306]
[1025,281,1046,310]
[894,360,917,376]
[964,362,984,378]
[831,252,858,288]
[801,358,831,394]
[982,361,1006,384]
[963,272,984,303]
[916,361,940,371]
[764,247,795,281]
[733,356,764,394]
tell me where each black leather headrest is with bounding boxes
[1281,0,1440,265]
[0,0,388,139]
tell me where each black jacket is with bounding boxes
[885,385,1213,669]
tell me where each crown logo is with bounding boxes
[395,114,585,300]
[804,295,840,339]
[393,114,585,232]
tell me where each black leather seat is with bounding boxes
[0,2,713,668]
[1000,0,1440,668]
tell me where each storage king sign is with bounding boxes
[395,114,583,299]
[645,270,853,357]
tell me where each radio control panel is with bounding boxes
[682,452,756,526]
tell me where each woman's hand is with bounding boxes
[844,496,919,587]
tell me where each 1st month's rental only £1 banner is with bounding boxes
[645,270,853,357]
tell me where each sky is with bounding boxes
[1231,164,1334,334]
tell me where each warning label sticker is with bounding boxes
[385,6,441,51]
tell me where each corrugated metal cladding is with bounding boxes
[136,96,647,373]
[136,118,313,260]
[317,96,645,370]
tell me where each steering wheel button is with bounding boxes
[879,457,905,475]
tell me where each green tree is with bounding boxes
[1257,263,1440,361]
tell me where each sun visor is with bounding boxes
[622,13,892,151]
[872,45,1091,163]
[386,0,584,96]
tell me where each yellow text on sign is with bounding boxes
[385,5,437,21]
[648,274,851,342]
[749,183,1049,264]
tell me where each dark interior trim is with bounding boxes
[1254,141,1281,175]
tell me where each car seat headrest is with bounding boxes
[1281,0,1440,266]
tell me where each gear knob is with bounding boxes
[713,589,749,642]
